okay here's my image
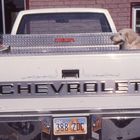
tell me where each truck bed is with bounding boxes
[0,33,140,113]
[0,33,140,140]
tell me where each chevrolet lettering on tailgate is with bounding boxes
[0,80,140,96]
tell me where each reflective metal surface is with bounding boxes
[0,33,119,55]
[0,80,140,97]
[0,110,139,140]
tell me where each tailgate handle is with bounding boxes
[62,69,79,78]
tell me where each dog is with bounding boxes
[110,28,140,50]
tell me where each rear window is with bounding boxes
[17,13,112,34]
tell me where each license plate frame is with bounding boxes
[53,117,87,135]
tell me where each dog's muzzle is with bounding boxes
[110,36,114,41]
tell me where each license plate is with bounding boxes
[53,117,87,135]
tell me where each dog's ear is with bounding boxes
[125,30,137,44]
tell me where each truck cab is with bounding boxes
[11,8,117,34]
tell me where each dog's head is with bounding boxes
[110,28,138,49]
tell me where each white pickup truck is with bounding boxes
[0,8,140,140]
